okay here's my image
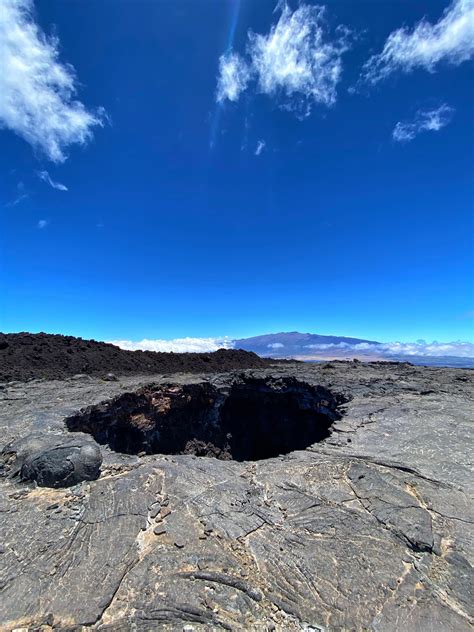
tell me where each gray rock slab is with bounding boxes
[0,362,473,630]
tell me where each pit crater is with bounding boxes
[66,376,344,461]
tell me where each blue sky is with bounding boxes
[0,0,473,351]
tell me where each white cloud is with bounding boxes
[393,105,455,142]
[0,0,105,162]
[5,181,28,207]
[37,219,49,229]
[378,341,474,358]
[110,337,234,353]
[37,170,68,191]
[249,4,350,112]
[216,52,251,103]
[6,193,28,207]
[305,340,474,358]
[216,3,351,115]
[112,336,474,359]
[362,0,474,84]
[306,342,350,350]
[255,140,266,155]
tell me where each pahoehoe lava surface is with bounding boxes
[0,359,473,631]
[0,332,268,382]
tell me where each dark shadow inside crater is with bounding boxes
[66,377,343,461]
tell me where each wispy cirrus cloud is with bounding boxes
[216,52,251,103]
[0,0,105,162]
[255,140,266,156]
[37,219,49,229]
[110,337,234,353]
[5,181,28,207]
[37,170,68,191]
[217,3,351,116]
[362,0,474,84]
[392,105,455,142]
[7,192,28,207]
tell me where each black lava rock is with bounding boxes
[0,332,269,382]
[1,434,102,488]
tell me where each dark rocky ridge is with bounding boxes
[0,332,268,382]
[0,361,473,630]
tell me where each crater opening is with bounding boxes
[66,377,343,461]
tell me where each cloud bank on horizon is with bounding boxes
[0,0,104,162]
[111,337,474,358]
[304,340,474,358]
[111,337,234,354]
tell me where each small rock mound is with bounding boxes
[1,434,102,488]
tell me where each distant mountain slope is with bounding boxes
[234,331,380,357]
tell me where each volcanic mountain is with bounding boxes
[234,331,380,358]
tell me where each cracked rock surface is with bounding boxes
[0,361,473,631]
